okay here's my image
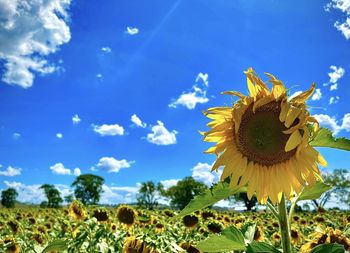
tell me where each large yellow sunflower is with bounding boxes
[203,68,327,204]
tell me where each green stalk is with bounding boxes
[278,194,292,253]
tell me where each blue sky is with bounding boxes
[0,0,349,205]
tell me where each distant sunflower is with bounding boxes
[116,205,136,227]
[68,200,86,221]
[203,68,327,203]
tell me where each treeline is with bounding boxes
[1,169,350,210]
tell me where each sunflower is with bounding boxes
[203,68,327,203]
[68,200,87,221]
[182,215,199,228]
[116,205,136,227]
[123,236,157,253]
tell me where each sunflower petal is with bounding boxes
[265,72,286,100]
[290,83,316,104]
[285,130,302,152]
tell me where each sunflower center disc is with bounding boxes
[237,102,296,166]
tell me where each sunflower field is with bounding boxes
[0,201,349,253]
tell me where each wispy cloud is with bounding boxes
[169,72,209,109]
[93,123,125,136]
[96,157,134,173]
[0,0,72,88]
[131,114,147,128]
[101,47,112,53]
[126,26,139,35]
[311,88,322,101]
[325,0,350,39]
[12,133,21,140]
[329,96,340,104]
[72,114,81,124]
[0,166,21,177]
[146,121,177,145]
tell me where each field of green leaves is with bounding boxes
[1,201,349,253]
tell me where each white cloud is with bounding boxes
[146,121,177,145]
[328,65,345,83]
[326,0,350,39]
[289,91,302,100]
[131,114,146,128]
[192,162,219,186]
[93,123,125,136]
[311,88,322,100]
[329,96,340,104]
[169,72,209,109]
[0,0,72,88]
[73,168,81,176]
[12,132,20,140]
[72,114,81,124]
[96,157,134,173]
[126,26,139,35]
[0,166,21,177]
[160,179,180,190]
[330,83,338,91]
[50,163,81,176]
[313,113,350,135]
[56,133,63,139]
[96,73,102,79]
[2,181,73,204]
[100,184,139,204]
[3,181,46,203]
[335,17,350,39]
[101,47,111,53]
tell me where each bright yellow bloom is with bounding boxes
[203,68,327,203]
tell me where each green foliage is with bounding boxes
[163,176,208,210]
[40,184,63,208]
[196,226,246,252]
[177,181,245,218]
[241,223,257,243]
[246,241,280,253]
[1,188,18,208]
[297,181,332,202]
[71,174,104,205]
[309,243,345,253]
[310,127,350,151]
[137,181,164,210]
[42,240,67,253]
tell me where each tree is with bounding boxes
[229,192,258,211]
[312,169,350,209]
[137,181,164,210]
[64,194,74,204]
[163,177,208,209]
[71,174,104,205]
[40,184,63,208]
[1,188,18,208]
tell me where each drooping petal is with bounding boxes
[285,130,302,152]
[290,83,316,104]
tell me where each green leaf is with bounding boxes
[196,226,246,252]
[309,243,345,253]
[246,241,281,253]
[310,127,350,151]
[241,223,257,243]
[297,181,332,201]
[177,182,245,218]
[42,240,67,253]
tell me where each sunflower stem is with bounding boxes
[278,194,292,253]
[288,200,297,225]
[266,200,279,219]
